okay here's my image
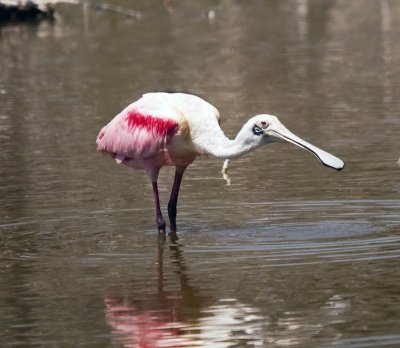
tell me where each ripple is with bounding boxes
[330,335,400,348]
[186,219,400,267]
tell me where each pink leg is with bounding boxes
[152,181,166,234]
[168,167,186,233]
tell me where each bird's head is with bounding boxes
[247,114,344,171]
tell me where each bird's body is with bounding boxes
[97,92,344,234]
[97,93,223,178]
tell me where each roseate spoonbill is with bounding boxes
[96,92,344,234]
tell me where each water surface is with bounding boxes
[1,1,400,347]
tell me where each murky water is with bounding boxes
[1,1,400,347]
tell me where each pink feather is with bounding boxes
[96,109,179,161]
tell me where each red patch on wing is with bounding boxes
[96,109,180,160]
[125,110,178,136]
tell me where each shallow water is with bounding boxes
[1,1,400,347]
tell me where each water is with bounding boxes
[1,1,399,347]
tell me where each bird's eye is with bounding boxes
[252,125,263,136]
[261,121,269,128]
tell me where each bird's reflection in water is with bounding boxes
[105,234,265,347]
[105,234,202,347]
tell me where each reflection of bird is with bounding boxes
[105,236,204,347]
[105,237,264,347]
[97,92,344,234]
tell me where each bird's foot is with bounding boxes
[221,159,231,186]
[156,216,166,235]
[168,230,179,243]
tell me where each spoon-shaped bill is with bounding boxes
[270,124,344,171]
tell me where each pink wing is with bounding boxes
[96,108,179,162]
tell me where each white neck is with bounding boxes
[196,122,262,159]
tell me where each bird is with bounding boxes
[96,92,344,234]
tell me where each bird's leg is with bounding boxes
[168,167,185,233]
[152,181,166,234]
